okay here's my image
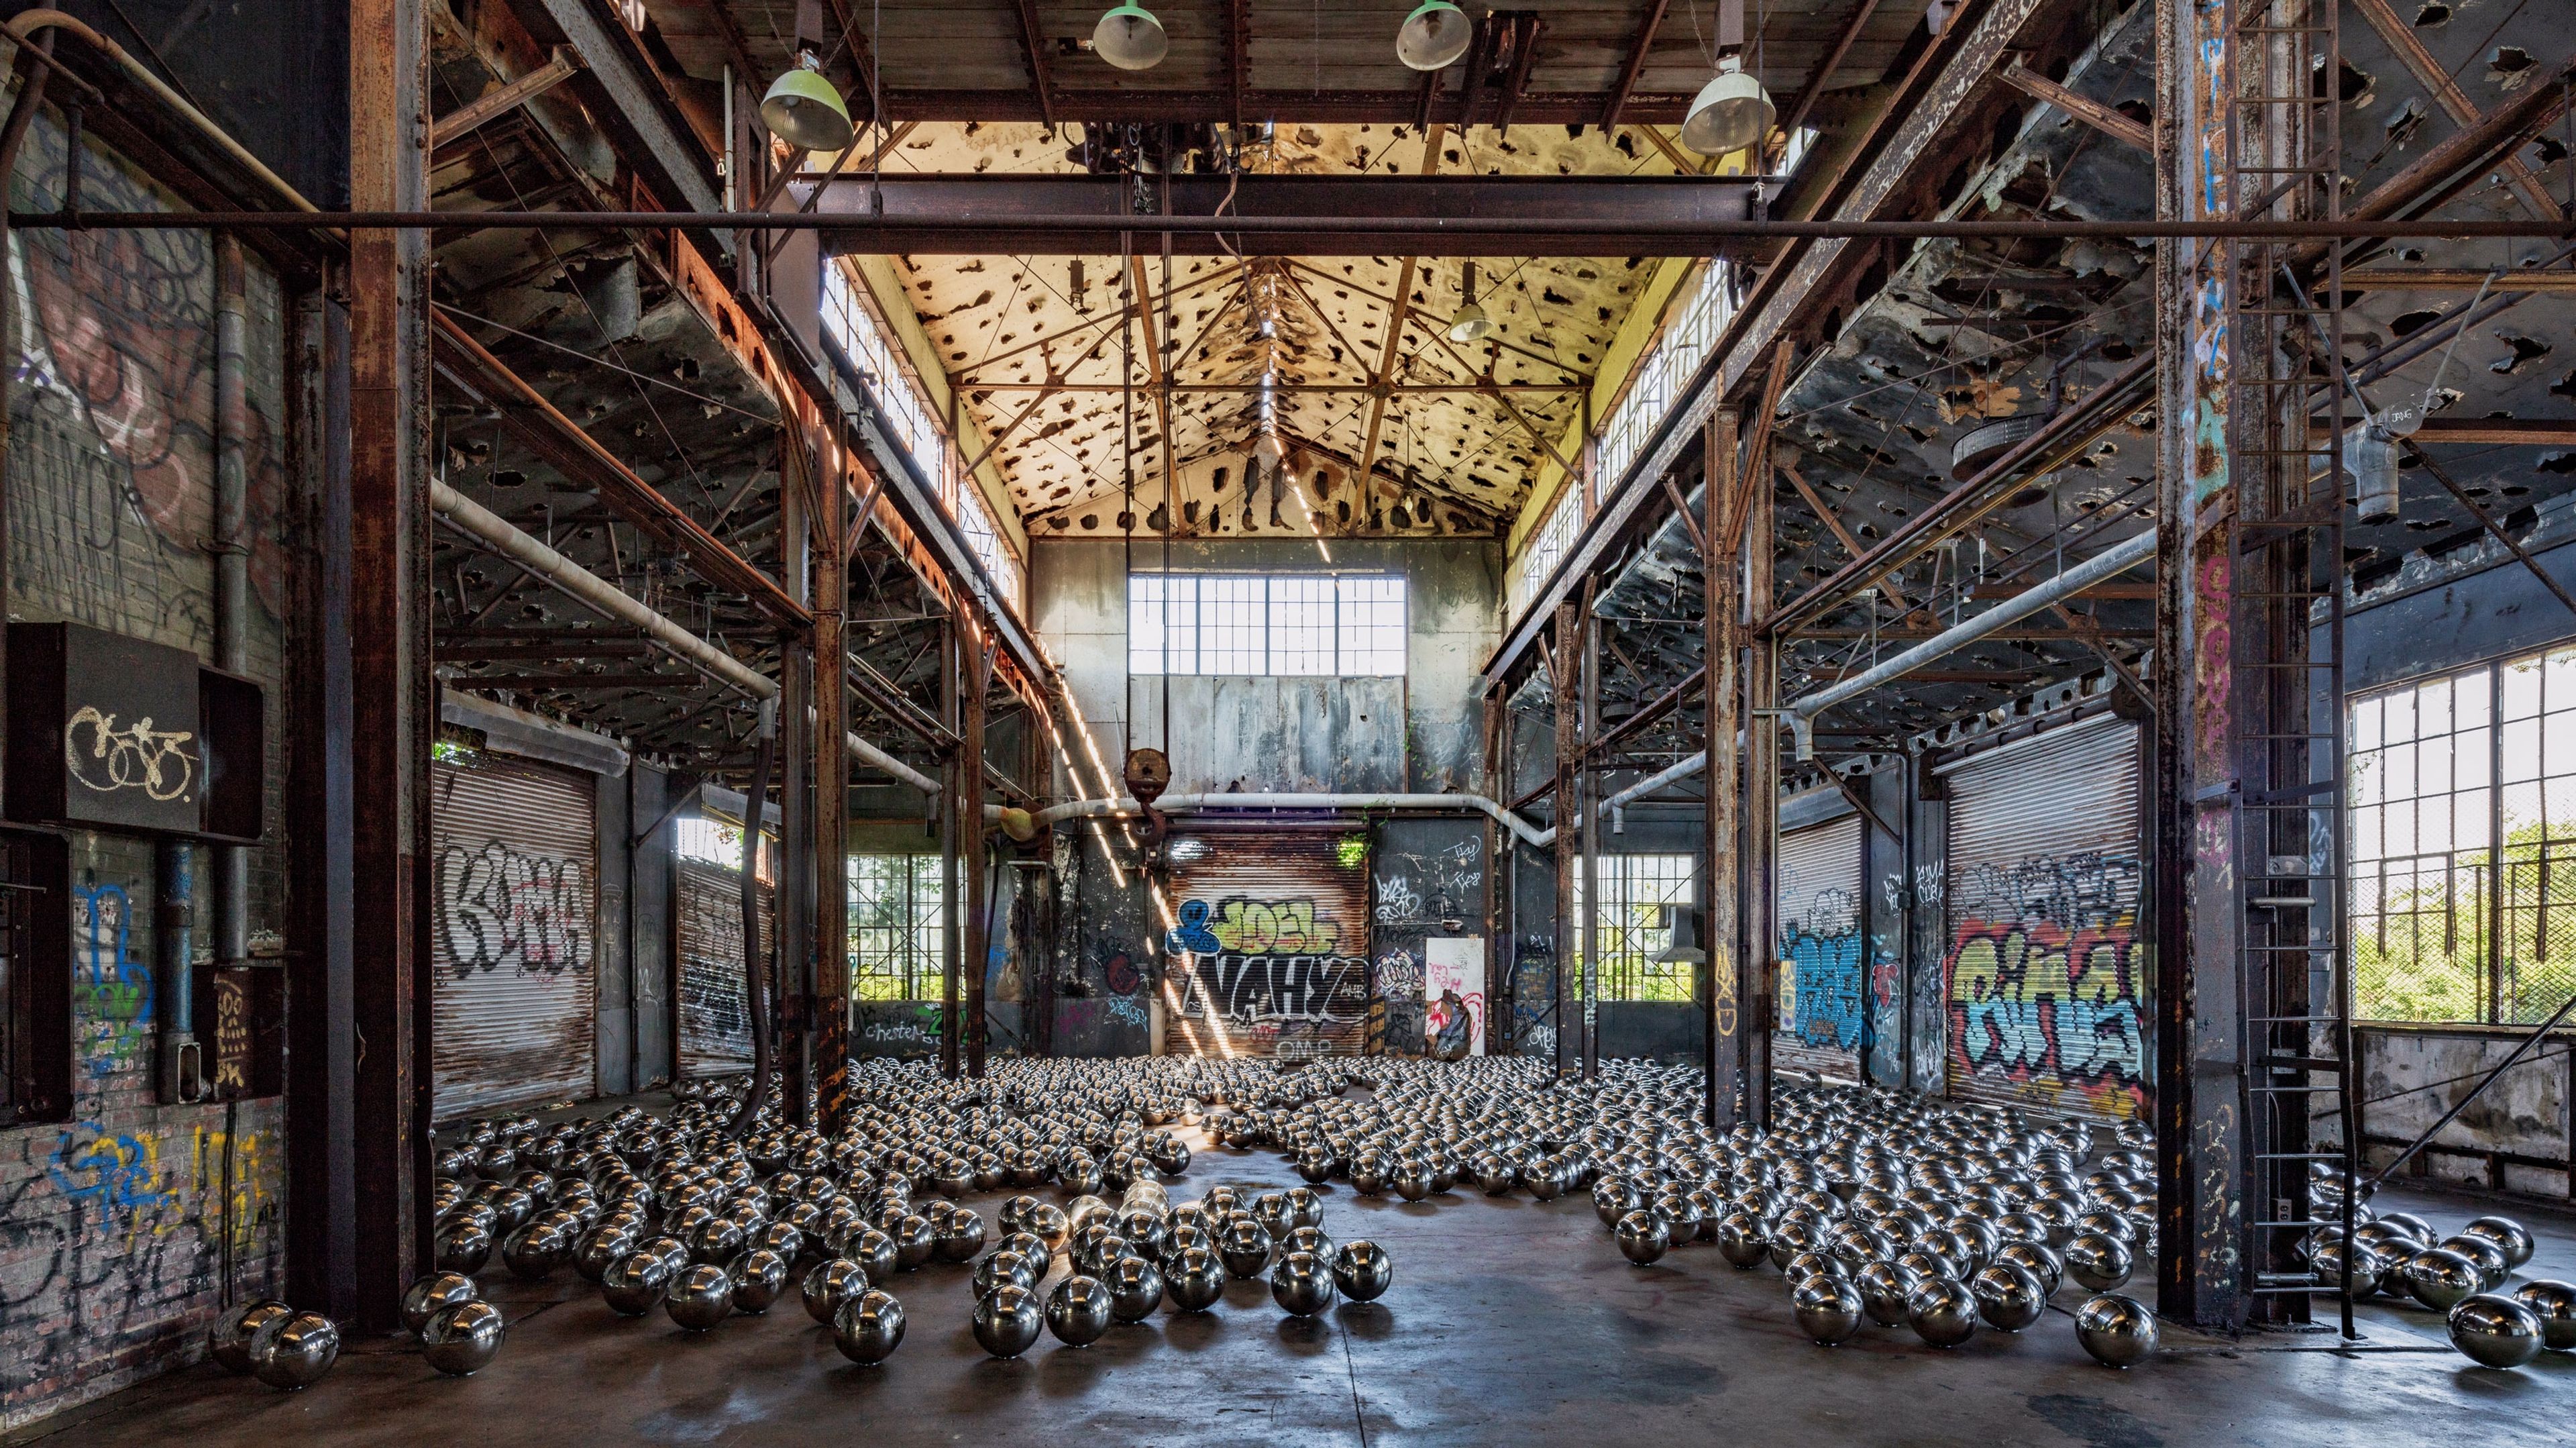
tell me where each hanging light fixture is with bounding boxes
[1682,56,1774,156]
[1446,262,1493,343]
[1396,0,1473,71]
[759,51,856,152]
[1094,1,1169,70]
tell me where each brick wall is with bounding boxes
[0,110,294,1433]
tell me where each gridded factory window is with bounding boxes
[1574,853,1699,1002]
[676,815,773,884]
[2351,645,2576,1024]
[1128,573,1407,677]
[851,855,946,1002]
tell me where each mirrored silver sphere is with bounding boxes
[1270,1249,1337,1316]
[2074,1292,2158,1368]
[729,1247,790,1314]
[421,1300,506,1376]
[2404,1247,2485,1312]
[1907,1278,1980,1349]
[833,1290,906,1364]
[400,1274,478,1338]
[601,1250,674,1316]
[973,1284,1044,1358]
[2447,1292,2545,1369]
[802,1257,870,1325]
[1791,1275,1866,1345]
[1332,1240,1393,1303]
[664,1263,735,1331]
[2508,1279,2576,1351]
[248,1311,341,1391]
[210,1299,291,1375]
[1046,1274,1115,1345]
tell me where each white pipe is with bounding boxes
[1782,527,2157,759]
[429,477,943,796]
[1033,791,1556,849]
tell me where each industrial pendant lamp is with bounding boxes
[1396,0,1473,71]
[1682,56,1773,156]
[1681,0,1774,158]
[1094,1,1169,70]
[1446,262,1493,343]
[760,52,856,152]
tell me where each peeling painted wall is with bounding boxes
[1031,537,1500,793]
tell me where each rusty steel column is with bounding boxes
[1743,442,1778,1130]
[1482,686,1506,1043]
[343,0,431,1331]
[813,434,851,1129]
[1704,408,1743,1130]
[778,438,814,1123]
[1551,599,1580,1078]
[962,629,991,1077]
[939,621,962,1078]
[1580,590,1601,1082]
[2154,0,2250,1331]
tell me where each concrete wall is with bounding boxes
[0,117,294,1429]
[1030,538,1501,794]
[2347,1026,2573,1198]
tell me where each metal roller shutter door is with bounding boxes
[431,753,598,1121]
[1165,830,1373,1059]
[676,860,772,1080]
[1939,715,2148,1119]
[1777,813,1864,1083]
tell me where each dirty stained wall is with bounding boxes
[1032,537,1501,794]
[1,115,292,1430]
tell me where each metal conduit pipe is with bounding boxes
[1031,792,1556,850]
[1778,527,2159,760]
[427,478,942,797]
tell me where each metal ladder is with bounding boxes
[2224,0,2358,1335]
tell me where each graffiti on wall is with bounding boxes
[1778,880,1863,1053]
[72,884,153,1081]
[435,839,593,978]
[1943,851,2147,1117]
[1167,895,1369,1055]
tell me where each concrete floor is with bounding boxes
[15,1115,2576,1447]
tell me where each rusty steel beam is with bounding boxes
[2339,267,2576,292]
[431,311,809,629]
[877,88,1706,125]
[1355,125,1447,497]
[15,208,2572,246]
[1994,56,2150,152]
[812,420,852,1129]
[1599,0,1672,131]
[1010,0,1057,127]
[431,46,583,150]
[1776,0,1883,142]
[1704,408,1741,1129]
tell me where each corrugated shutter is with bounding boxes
[1777,813,1864,1082]
[675,860,771,1079]
[431,753,597,1121]
[1939,715,2148,1118]
[1165,829,1373,1058]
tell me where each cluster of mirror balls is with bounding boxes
[1209,1056,2574,1372]
[205,1053,2576,1388]
[211,1056,1394,1386]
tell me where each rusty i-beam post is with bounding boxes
[1552,599,1581,1078]
[321,0,433,1333]
[814,432,852,1129]
[778,434,814,1123]
[939,621,962,1078]
[963,629,991,1077]
[1743,436,1777,1131]
[1704,408,1743,1130]
[1580,582,1602,1083]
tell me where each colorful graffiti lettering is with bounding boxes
[1778,882,1862,1053]
[72,883,154,1080]
[1164,897,1339,955]
[1372,947,1422,1000]
[435,838,593,978]
[1943,851,2147,1117]
[48,1125,173,1223]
